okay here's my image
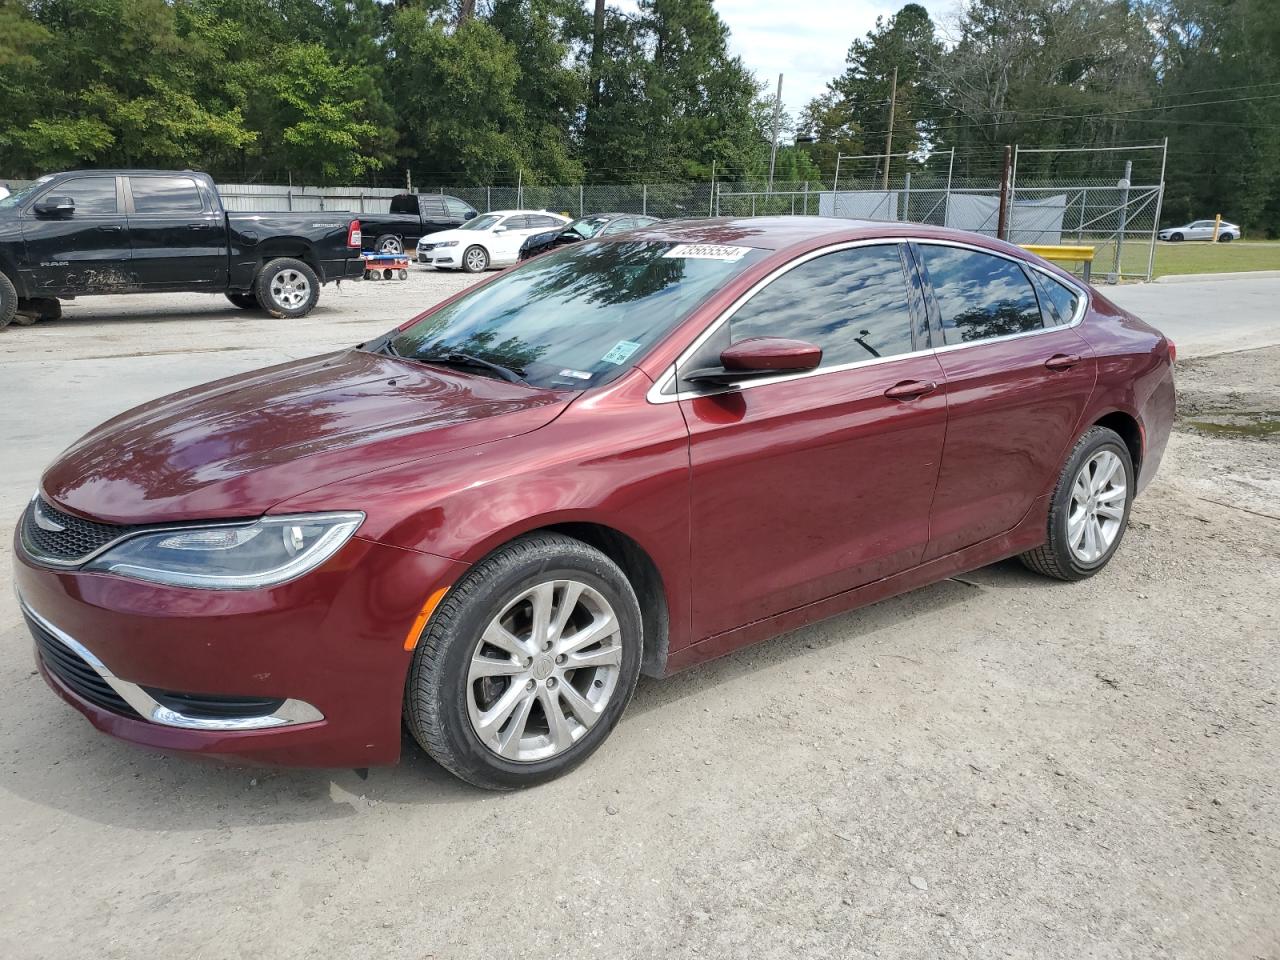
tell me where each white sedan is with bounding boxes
[1159,219,1241,242]
[417,210,571,272]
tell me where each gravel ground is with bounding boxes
[0,273,1277,959]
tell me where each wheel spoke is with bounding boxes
[557,612,617,656]
[469,654,525,680]
[482,620,529,659]
[566,643,622,670]
[1073,473,1090,507]
[475,681,528,738]
[496,690,536,759]
[548,581,585,645]
[1093,453,1120,493]
[529,582,555,651]
[558,681,601,730]
[1096,484,1127,504]
[1083,516,1101,560]
[1095,501,1125,521]
[1068,509,1087,548]
[539,687,574,752]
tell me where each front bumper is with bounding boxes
[14,533,467,767]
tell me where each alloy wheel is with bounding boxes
[465,248,487,271]
[466,579,622,763]
[269,269,311,310]
[1067,449,1127,563]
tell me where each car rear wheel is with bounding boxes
[462,245,489,273]
[404,533,643,790]
[1218,233,1234,243]
[254,258,320,319]
[374,234,403,255]
[225,292,261,310]
[1020,426,1134,581]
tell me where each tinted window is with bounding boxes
[420,196,446,215]
[1032,271,1082,325]
[390,195,417,214]
[920,246,1043,344]
[131,176,204,214]
[54,177,118,215]
[729,245,915,366]
[444,197,473,217]
[527,215,562,228]
[503,216,531,229]
[601,218,634,235]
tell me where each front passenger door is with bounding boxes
[680,242,947,640]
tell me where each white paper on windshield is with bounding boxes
[601,340,642,365]
[662,243,750,262]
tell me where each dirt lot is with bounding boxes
[0,274,1277,959]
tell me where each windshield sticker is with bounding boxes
[558,368,593,381]
[662,243,750,261]
[601,340,642,365]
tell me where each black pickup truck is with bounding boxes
[356,193,479,254]
[0,169,365,328]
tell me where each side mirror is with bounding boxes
[493,225,507,233]
[685,337,823,385]
[34,196,75,217]
[463,210,477,220]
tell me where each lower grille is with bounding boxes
[27,614,142,719]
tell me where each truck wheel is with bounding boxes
[462,245,489,273]
[225,292,261,311]
[0,272,16,330]
[12,297,60,326]
[374,234,404,255]
[254,258,320,319]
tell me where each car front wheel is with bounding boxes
[462,245,489,273]
[1169,232,1184,242]
[405,533,643,790]
[1020,426,1134,581]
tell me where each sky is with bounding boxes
[617,0,958,127]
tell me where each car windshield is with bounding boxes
[387,240,765,390]
[461,214,501,231]
[569,217,611,239]
[0,176,53,210]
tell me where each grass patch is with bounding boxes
[1038,238,1280,281]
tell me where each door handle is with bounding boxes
[98,225,123,232]
[884,379,938,400]
[188,222,217,230]
[1044,353,1082,371]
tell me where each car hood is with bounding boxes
[41,350,571,524]
[420,228,486,245]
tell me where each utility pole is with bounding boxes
[767,73,784,194]
[881,66,898,190]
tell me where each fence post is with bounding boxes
[642,184,648,216]
[579,185,584,217]
[902,171,911,221]
[1078,189,1087,242]
[803,181,809,215]
[1145,137,1169,282]
[287,188,293,211]
[1110,159,1132,284]
[997,145,1012,240]
[487,186,491,212]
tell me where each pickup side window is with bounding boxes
[445,197,474,217]
[54,177,119,215]
[420,196,447,216]
[131,177,205,214]
[389,195,418,215]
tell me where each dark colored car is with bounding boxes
[518,212,660,261]
[0,170,364,327]
[13,217,1175,789]
[355,193,478,255]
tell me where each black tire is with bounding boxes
[1218,233,1234,243]
[398,269,408,280]
[1019,426,1135,582]
[0,272,16,330]
[366,270,380,281]
[1169,232,1184,242]
[225,292,261,311]
[374,234,404,255]
[12,297,60,326]
[405,532,643,790]
[253,257,320,319]
[461,244,489,273]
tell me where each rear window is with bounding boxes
[1033,271,1083,325]
[919,245,1043,344]
[131,176,204,214]
[390,195,418,214]
[389,240,766,390]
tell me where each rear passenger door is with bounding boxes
[913,243,1096,560]
[126,175,225,288]
[21,175,131,293]
[679,242,947,640]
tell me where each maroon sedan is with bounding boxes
[13,218,1175,789]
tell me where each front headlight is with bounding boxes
[83,512,364,589]
[435,240,458,248]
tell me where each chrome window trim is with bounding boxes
[19,595,324,731]
[645,234,1088,404]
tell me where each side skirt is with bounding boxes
[663,494,1050,675]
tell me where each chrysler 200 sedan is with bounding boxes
[14,217,1175,789]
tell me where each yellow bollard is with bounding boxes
[1213,214,1222,242]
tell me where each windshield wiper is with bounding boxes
[416,351,529,385]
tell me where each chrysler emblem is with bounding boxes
[32,500,66,533]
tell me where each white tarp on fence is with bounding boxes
[817,190,900,221]
[945,193,1068,245]
[217,183,402,213]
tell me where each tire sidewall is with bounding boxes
[254,258,320,319]
[416,544,642,788]
[1049,429,1135,578]
[374,234,403,255]
[0,272,16,329]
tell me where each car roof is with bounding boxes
[621,215,1026,253]
[485,209,568,218]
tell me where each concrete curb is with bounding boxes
[1154,270,1280,284]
